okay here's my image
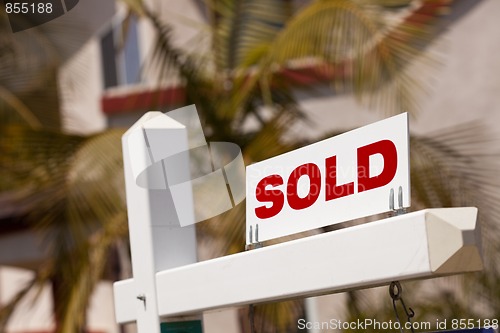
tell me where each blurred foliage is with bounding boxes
[0,7,128,333]
[0,0,499,332]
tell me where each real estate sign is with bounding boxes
[246,113,410,244]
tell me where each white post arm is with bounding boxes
[114,207,482,322]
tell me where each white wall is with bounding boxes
[293,0,500,141]
[0,266,55,333]
[203,309,240,333]
[411,0,500,136]
[87,282,120,333]
[137,0,209,87]
[58,38,107,134]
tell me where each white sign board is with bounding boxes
[246,113,410,244]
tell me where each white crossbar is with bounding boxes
[114,207,482,323]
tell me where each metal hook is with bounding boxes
[398,186,403,210]
[249,304,256,333]
[390,188,395,211]
[137,294,146,310]
[389,187,406,216]
[389,281,415,333]
[246,225,263,250]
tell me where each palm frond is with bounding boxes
[0,85,42,128]
[142,5,307,145]
[51,210,127,333]
[259,0,439,114]
[410,124,500,273]
[0,124,127,331]
[0,9,63,129]
[212,0,293,71]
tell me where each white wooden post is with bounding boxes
[116,111,198,333]
[114,105,246,331]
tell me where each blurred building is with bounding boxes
[1,0,499,332]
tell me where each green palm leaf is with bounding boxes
[260,0,437,114]
[0,126,127,332]
[212,0,293,71]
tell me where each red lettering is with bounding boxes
[357,140,397,193]
[325,156,354,200]
[255,174,284,219]
[287,163,321,210]
[254,139,399,219]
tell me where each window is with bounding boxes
[100,15,141,89]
